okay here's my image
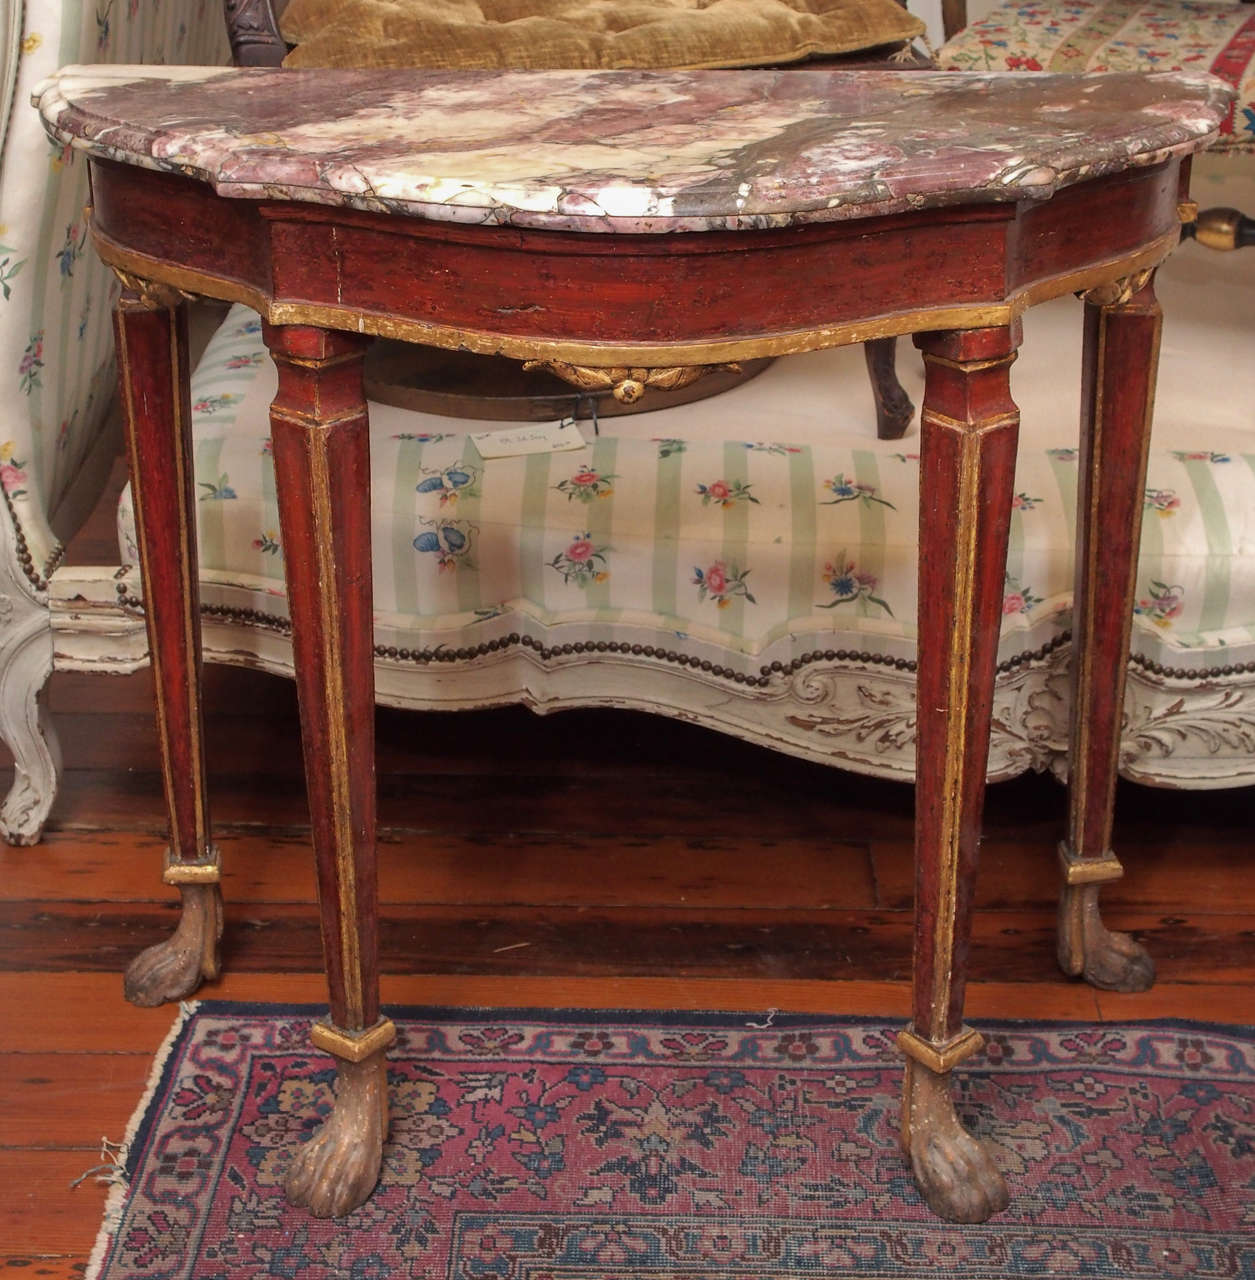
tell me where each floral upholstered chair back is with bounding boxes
[0,0,227,586]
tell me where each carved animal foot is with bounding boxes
[286,1053,388,1218]
[123,883,223,1007]
[900,1059,1009,1223]
[1058,883,1155,992]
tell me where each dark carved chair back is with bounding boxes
[224,0,288,66]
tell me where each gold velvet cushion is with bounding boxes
[280,0,924,70]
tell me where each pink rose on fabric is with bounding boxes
[0,463,26,493]
[707,480,730,501]
[567,537,594,562]
[1003,593,1025,615]
[705,563,728,595]
[572,469,599,486]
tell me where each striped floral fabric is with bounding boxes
[938,0,1255,154]
[116,303,1255,680]
[0,0,227,576]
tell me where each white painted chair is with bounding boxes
[0,0,227,843]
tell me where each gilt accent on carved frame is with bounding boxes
[1079,268,1154,308]
[111,266,196,310]
[523,359,742,405]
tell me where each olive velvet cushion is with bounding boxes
[280,0,924,70]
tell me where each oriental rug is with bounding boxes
[87,1005,1255,1279]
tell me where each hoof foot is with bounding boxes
[124,883,222,1007]
[902,1060,1009,1223]
[285,1054,387,1218]
[1059,884,1155,993]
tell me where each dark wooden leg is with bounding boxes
[114,282,221,1007]
[1058,274,1161,993]
[863,337,914,440]
[899,325,1020,1223]
[264,323,392,1219]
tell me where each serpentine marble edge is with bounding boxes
[34,64,1232,234]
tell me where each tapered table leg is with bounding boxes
[264,323,392,1219]
[899,325,1020,1223]
[113,280,221,1007]
[1058,272,1162,992]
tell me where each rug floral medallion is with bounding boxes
[90,1005,1255,1279]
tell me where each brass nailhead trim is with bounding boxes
[897,1025,985,1074]
[1057,840,1124,887]
[310,1016,397,1063]
[1127,652,1255,679]
[113,591,1254,685]
[3,484,65,593]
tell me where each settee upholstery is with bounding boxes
[0,0,227,843]
[938,0,1254,156]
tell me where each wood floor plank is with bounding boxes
[1095,984,1255,1024]
[0,1053,151,1149]
[5,900,1250,983]
[872,828,1255,913]
[0,1258,85,1279]
[0,1149,111,1259]
[0,830,877,911]
[0,970,1111,1035]
[1,970,1115,1052]
[0,974,182,1055]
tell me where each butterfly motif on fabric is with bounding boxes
[413,519,476,572]
[416,463,481,506]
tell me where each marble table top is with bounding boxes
[35,65,1231,234]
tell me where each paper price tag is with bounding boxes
[471,419,587,459]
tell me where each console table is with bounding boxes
[35,64,1229,1224]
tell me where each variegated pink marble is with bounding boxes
[34,64,1231,234]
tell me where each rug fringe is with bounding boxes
[70,1137,129,1190]
[84,999,200,1280]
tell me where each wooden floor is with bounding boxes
[2,460,1253,1276]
